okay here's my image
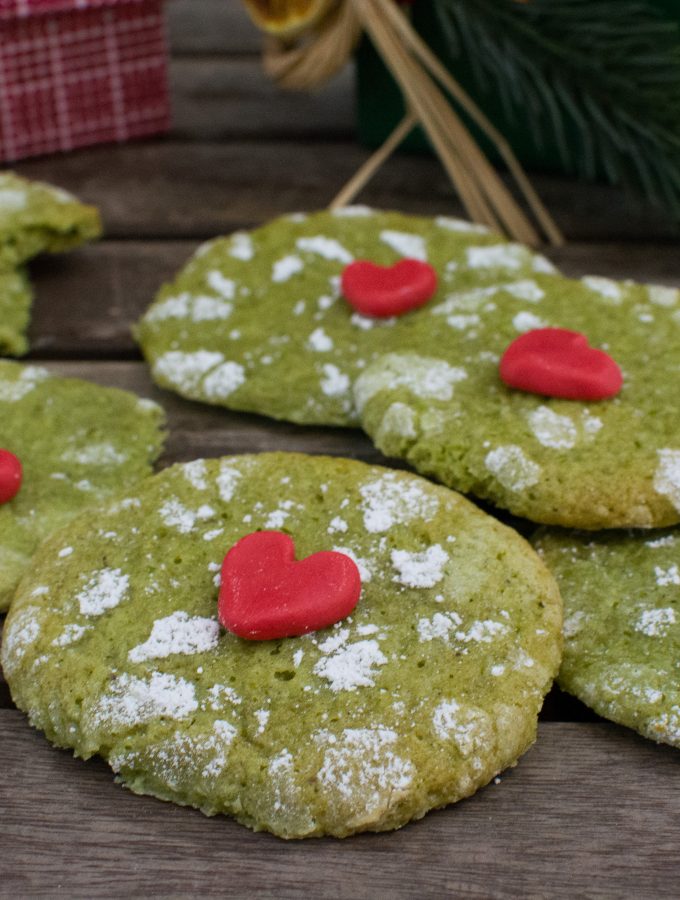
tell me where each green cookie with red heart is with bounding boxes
[355,272,680,530]
[2,452,562,839]
[0,360,165,611]
[137,207,555,427]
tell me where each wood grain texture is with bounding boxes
[1,712,678,898]
[167,0,262,56]
[13,143,676,242]
[170,58,355,141]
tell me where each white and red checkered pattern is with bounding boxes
[0,0,171,161]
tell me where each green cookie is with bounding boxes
[0,172,101,357]
[355,273,680,529]
[136,208,557,426]
[0,172,101,268]
[0,268,32,357]
[2,453,562,838]
[0,361,165,611]
[534,527,680,748]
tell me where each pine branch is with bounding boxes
[433,0,680,219]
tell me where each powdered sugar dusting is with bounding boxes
[376,402,418,440]
[582,275,623,303]
[655,564,680,587]
[354,354,467,412]
[331,205,373,217]
[206,271,236,299]
[431,699,491,756]
[528,406,578,449]
[485,445,540,492]
[646,535,677,549]
[128,611,220,663]
[320,364,350,397]
[654,449,680,511]
[228,232,254,261]
[0,187,27,212]
[466,244,527,270]
[183,459,208,490]
[648,284,679,307]
[61,443,128,466]
[332,547,372,582]
[52,623,91,647]
[634,607,677,637]
[159,499,215,533]
[435,216,490,234]
[513,311,546,332]
[379,230,427,261]
[297,236,353,264]
[216,462,242,502]
[504,279,545,302]
[1,605,41,673]
[307,327,333,352]
[76,568,130,616]
[202,361,245,399]
[417,611,462,643]
[391,545,448,588]
[90,672,198,729]
[359,472,439,533]
[153,350,224,392]
[0,365,50,402]
[314,630,387,691]
[315,727,413,813]
[272,255,304,282]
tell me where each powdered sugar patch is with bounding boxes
[313,629,387,691]
[354,354,467,412]
[320,364,350,397]
[635,607,677,637]
[90,672,198,729]
[359,472,439,532]
[315,727,413,813]
[128,611,220,663]
[391,545,448,588]
[528,406,578,450]
[76,568,129,616]
[485,445,540,492]
[379,230,427,261]
[272,255,304,282]
[296,236,353,264]
[654,449,680,511]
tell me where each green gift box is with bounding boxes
[356,1,680,175]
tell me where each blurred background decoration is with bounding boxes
[0,0,170,163]
[244,0,680,237]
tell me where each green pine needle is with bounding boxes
[433,0,680,219]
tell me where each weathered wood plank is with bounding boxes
[169,58,355,141]
[167,0,262,56]
[13,143,676,242]
[24,240,680,358]
[1,712,678,897]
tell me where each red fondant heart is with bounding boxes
[218,531,361,640]
[499,328,622,401]
[341,259,437,318]
[0,449,22,504]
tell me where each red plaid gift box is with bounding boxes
[0,0,171,161]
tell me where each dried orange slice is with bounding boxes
[241,0,335,37]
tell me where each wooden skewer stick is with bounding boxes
[329,111,419,210]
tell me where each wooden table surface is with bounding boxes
[2,3,680,897]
